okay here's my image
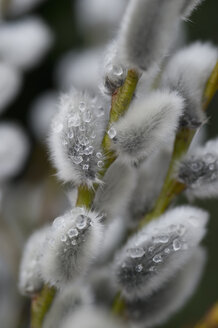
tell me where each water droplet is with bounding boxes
[71,240,77,245]
[97,160,104,168]
[96,106,104,117]
[68,228,78,238]
[84,146,94,155]
[61,234,67,242]
[79,124,86,132]
[67,131,74,139]
[127,247,145,258]
[53,217,65,230]
[96,152,103,159]
[108,127,117,139]
[79,102,86,112]
[135,264,143,272]
[164,248,170,254]
[78,136,89,146]
[154,234,169,243]
[173,239,181,251]
[83,111,92,123]
[113,65,124,77]
[72,156,83,164]
[90,131,96,139]
[83,164,89,170]
[68,114,80,127]
[153,254,162,263]
[76,215,88,229]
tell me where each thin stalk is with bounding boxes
[194,303,218,328]
[30,69,139,328]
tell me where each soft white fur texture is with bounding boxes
[43,283,92,328]
[94,160,136,219]
[117,0,189,70]
[114,205,208,300]
[19,226,49,296]
[40,208,103,287]
[48,89,109,187]
[0,17,53,70]
[161,42,218,128]
[180,138,218,199]
[111,90,184,164]
[61,307,126,328]
[181,0,205,19]
[127,247,206,327]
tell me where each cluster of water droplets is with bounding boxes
[52,92,107,182]
[117,222,188,292]
[178,152,218,187]
[49,209,91,254]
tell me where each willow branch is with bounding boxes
[30,69,139,328]
[194,303,218,328]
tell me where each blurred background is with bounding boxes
[0,0,218,327]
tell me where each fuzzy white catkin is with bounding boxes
[127,247,206,328]
[114,205,208,300]
[127,147,172,226]
[181,0,205,19]
[0,122,29,181]
[43,284,92,328]
[61,307,126,328]
[0,61,22,113]
[49,89,109,186]
[29,91,58,141]
[56,47,104,92]
[0,17,53,70]
[94,161,136,219]
[117,0,191,71]
[40,208,103,287]
[19,226,49,296]
[109,90,184,164]
[6,0,46,16]
[178,138,218,199]
[161,42,218,128]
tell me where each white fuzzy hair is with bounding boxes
[94,160,137,219]
[161,42,218,128]
[110,90,184,164]
[0,17,53,70]
[114,205,208,300]
[117,0,190,71]
[43,283,92,328]
[48,89,109,187]
[180,138,218,199]
[127,247,206,327]
[181,0,205,19]
[61,307,126,328]
[18,226,49,296]
[40,208,103,288]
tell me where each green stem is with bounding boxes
[31,286,56,328]
[30,69,139,328]
[194,303,218,328]
[203,61,218,111]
